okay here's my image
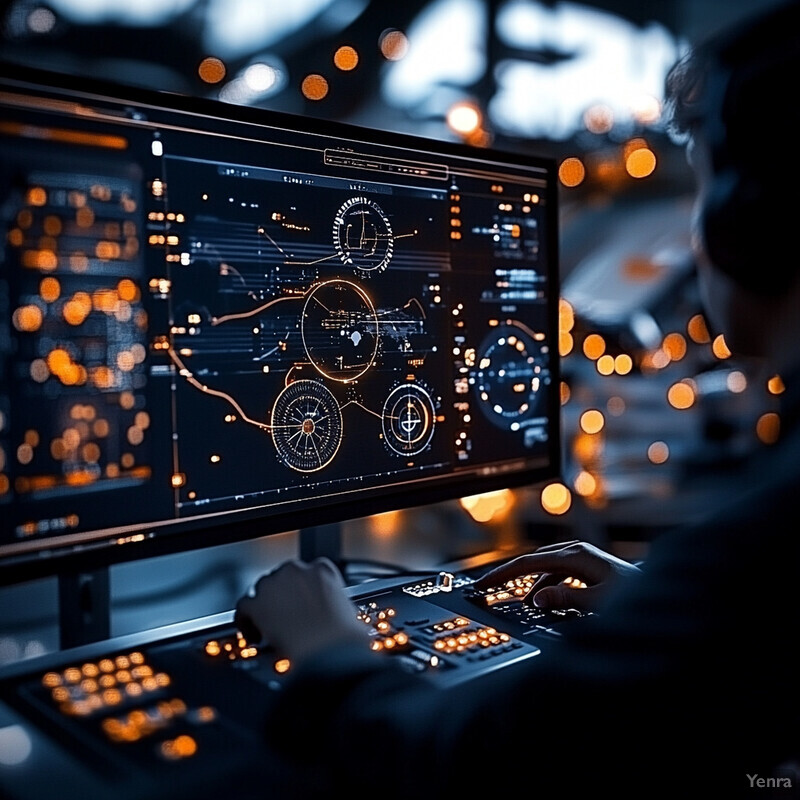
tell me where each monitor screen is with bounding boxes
[0,64,561,581]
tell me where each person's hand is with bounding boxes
[473,540,641,612]
[234,557,370,664]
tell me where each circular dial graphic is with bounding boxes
[382,383,436,456]
[473,324,550,430]
[271,380,343,472]
[333,197,394,274]
[301,279,379,383]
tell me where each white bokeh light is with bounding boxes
[490,1,680,139]
[219,59,287,105]
[384,0,681,141]
[46,0,195,25]
[243,63,280,93]
[0,725,32,766]
[204,0,367,58]
[381,0,487,108]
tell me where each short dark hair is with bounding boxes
[663,1,800,295]
[664,0,800,171]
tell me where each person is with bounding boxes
[235,2,800,796]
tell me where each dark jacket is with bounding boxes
[260,373,800,798]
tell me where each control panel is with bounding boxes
[0,565,587,800]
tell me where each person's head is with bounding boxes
[664,0,800,371]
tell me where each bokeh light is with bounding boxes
[367,510,402,538]
[460,489,514,523]
[198,57,226,84]
[580,409,605,434]
[40,276,61,302]
[334,45,359,71]
[687,314,711,344]
[667,381,695,410]
[647,441,669,464]
[756,413,780,445]
[219,61,285,105]
[541,482,572,515]
[662,332,686,361]
[614,354,633,375]
[379,28,409,61]
[625,145,656,178]
[583,104,614,134]
[243,63,280,92]
[767,375,785,395]
[582,333,605,360]
[711,334,731,359]
[630,94,661,125]
[0,724,32,766]
[573,470,597,497]
[301,73,329,100]
[607,396,626,416]
[596,354,614,375]
[559,157,585,187]
[572,432,602,464]
[447,102,482,135]
[726,370,747,393]
[559,298,574,333]
[27,8,56,33]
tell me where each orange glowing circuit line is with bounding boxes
[309,294,332,313]
[257,227,287,255]
[403,297,427,319]
[258,225,341,266]
[340,399,382,419]
[210,294,302,325]
[258,223,417,266]
[287,253,341,266]
[342,396,434,427]
[167,347,272,431]
[168,348,333,433]
[0,121,128,149]
[505,318,544,341]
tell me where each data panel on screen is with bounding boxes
[0,66,560,569]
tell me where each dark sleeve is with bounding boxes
[259,473,800,797]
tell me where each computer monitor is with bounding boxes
[0,63,561,584]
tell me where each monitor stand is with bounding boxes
[299,522,342,565]
[53,526,342,650]
[58,568,111,649]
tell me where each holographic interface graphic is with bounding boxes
[0,68,559,566]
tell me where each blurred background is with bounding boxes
[0,0,789,664]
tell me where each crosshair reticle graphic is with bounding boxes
[472,323,550,430]
[301,278,380,382]
[270,379,343,472]
[333,196,394,274]
[381,382,436,456]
